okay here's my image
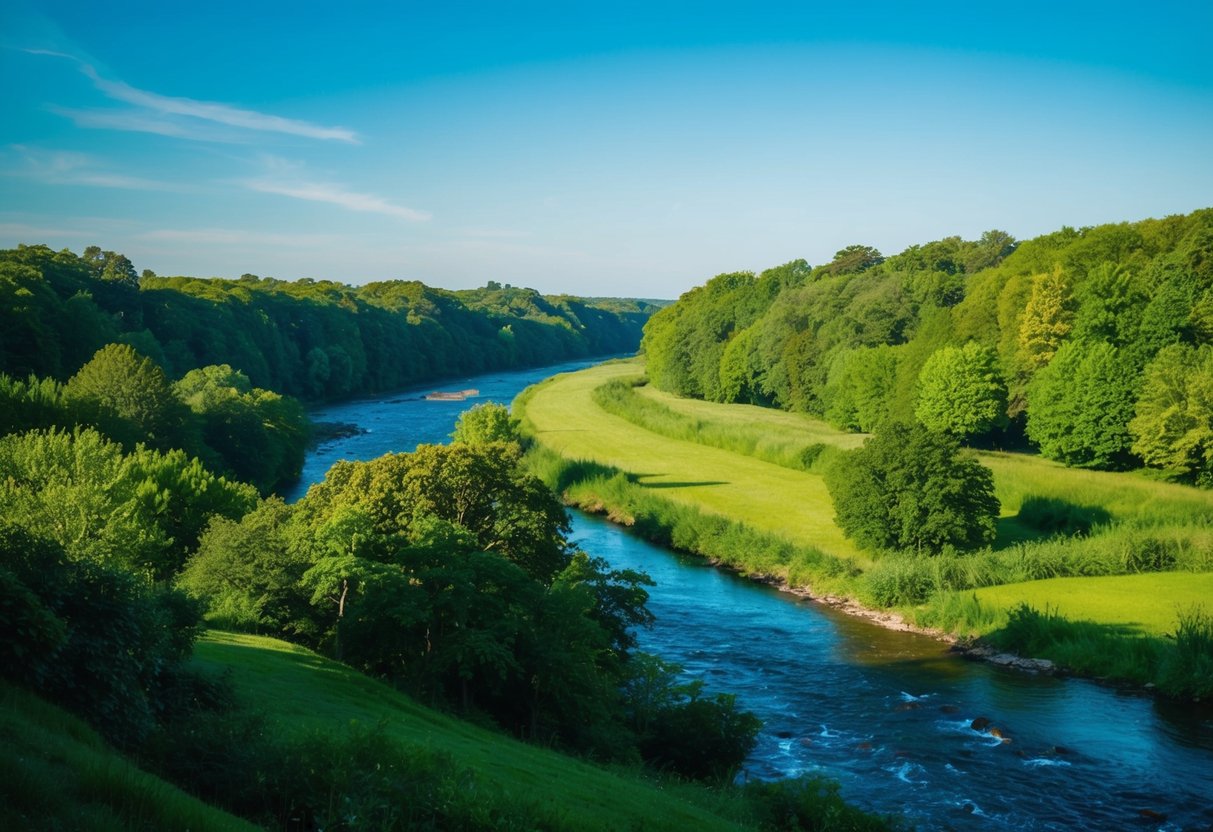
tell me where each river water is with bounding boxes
[287,359,1213,831]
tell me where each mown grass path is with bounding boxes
[521,361,865,563]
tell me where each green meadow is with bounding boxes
[517,360,1213,695]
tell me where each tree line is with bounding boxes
[642,210,1213,486]
[0,244,655,401]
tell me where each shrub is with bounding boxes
[824,423,1000,554]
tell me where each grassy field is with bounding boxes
[519,361,866,564]
[194,631,756,832]
[517,360,1213,687]
[0,683,258,832]
[971,572,1213,636]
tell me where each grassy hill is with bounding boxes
[0,682,258,832]
[516,360,1213,695]
[193,631,755,831]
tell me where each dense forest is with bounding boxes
[642,209,1213,484]
[0,244,655,494]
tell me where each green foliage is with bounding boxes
[1026,340,1139,468]
[637,686,761,783]
[0,245,652,409]
[742,776,898,832]
[824,423,1000,553]
[823,345,899,432]
[174,364,308,494]
[635,209,1213,483]
[1160,605,1213,699]
[990,603,1163,682]
[1015,266,1075,375]
[65,343,189,452]
[823,244,884,276]
[1129,343,1213,483]
[0,427,255,580]
[0,526,204,748]
[183,442,695,762]
[914,342,1006,438]
[643,263,804,401]
[179,498,312,635]
[450,401,521,446]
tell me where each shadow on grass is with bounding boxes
[638,479,729,489]
[983,604,1161,684]
[992,496,1115,550]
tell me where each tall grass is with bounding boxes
[526,444,859,593]
[1160,605,1213,699]
[592,378,845,474]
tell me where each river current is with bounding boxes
[287,359,1213,831]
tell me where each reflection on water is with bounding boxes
[296,360,1213,832]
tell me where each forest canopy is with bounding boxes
[641,209,1213,483]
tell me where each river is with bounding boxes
[286,359,1213,831]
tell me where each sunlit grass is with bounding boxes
[970,573,1213,637]
[518,361,865,564]
[518,360,1213,669]
[636,383,866,451]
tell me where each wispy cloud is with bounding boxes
[28,49,358,143]
[3,144,175,190]
[243,160,431,221]
[46,105,238,142]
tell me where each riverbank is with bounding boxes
[514,361,1213,700]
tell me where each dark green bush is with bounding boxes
[744,775,898,831]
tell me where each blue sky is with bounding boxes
[2,1,1211,298]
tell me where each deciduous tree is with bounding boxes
[824,422,999,553]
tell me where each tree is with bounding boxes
[822,345,899,432]
[826,244,884,276]
[451,402,520,446]
[915,342,1007,439]
[1026,340,1139,469]
[0,524,204,748]
[301,442,571,584]
[1129,343,1213,483]
[180,497,313,635]
[961,229,1017,273]
[1016,266,1075,374]
[65,343,189,451]
[174,364,308,494]
[823,422,1000,553]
